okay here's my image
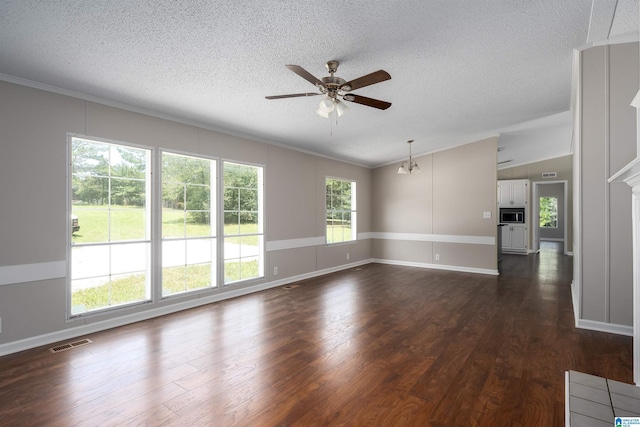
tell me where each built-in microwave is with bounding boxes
[500,208,525,223]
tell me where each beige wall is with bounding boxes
[577,42,638,328]
[371,137,498,272]
[0,80,372,348]
[0,82,515,353]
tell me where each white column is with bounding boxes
[609,157,640,386]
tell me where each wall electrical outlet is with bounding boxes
[435,254,440,261]
[273,267,278,276]
[483,211,492,219]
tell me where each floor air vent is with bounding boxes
[49,338,93,353]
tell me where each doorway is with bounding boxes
[531,180,569,255]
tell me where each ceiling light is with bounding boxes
[316,96,348,120]
[317,97,335,116]
[335,100,348,117]
[398,140,420,175]
[315,108,330,118]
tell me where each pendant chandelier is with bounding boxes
[397,140,420,174]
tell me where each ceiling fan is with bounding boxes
[265,61,391,117]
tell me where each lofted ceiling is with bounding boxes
[0,1,637,168]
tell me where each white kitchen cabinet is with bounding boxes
[498,179,529,207]
[502,224,527,253]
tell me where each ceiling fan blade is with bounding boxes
[341,70,391,91]
[265,93,321,100]
[285,64,324,87]
[342,94,391,110]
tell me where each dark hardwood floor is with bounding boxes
[0,242,633,426]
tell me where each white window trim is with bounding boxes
[67,133,153,318]
[221,159,265,285]
[325,176,357,245]
[159,150,219,298]
[67,137,268,319]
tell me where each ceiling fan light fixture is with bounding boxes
[335,100,348,117]
[316,107,330,118]
[319,97,335,113]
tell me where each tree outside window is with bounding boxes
[539,196,558,228]
[70,137,151,315]
[223,162,264,283]
[69,138,266,315]
[161,152,216,296]
[326,178,356,244]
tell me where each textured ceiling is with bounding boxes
[0,1,637,167]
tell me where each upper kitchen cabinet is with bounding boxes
[498,179,529,207]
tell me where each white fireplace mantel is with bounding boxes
[609,157,640,186]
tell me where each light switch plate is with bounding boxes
[483,211,492,218]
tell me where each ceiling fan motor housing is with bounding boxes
[322,76,346,88]
[325,60,339,74]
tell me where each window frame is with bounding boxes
[325,176,357,245]
[222,160,265,285]
[67,135,267,319]
[67,134,153,318]
[159,150,218,298]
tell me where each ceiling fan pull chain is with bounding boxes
[331,111,334,136]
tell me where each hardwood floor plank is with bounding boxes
[74,383,186,427]
[378,393,437,426]
[0,243,633,426]
[470,372,520,426]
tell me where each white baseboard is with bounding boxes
[575,319,633,337]
[0,259,371,357]
[0,255,586,357]
[371,258,499,276]
[569,279,632,336]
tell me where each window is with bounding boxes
[223,162,264,283]
[161,152,216,296]
[326,177,356,244]
[69,137,266,315]
[540,196,558,228]
[70,136,151,315]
